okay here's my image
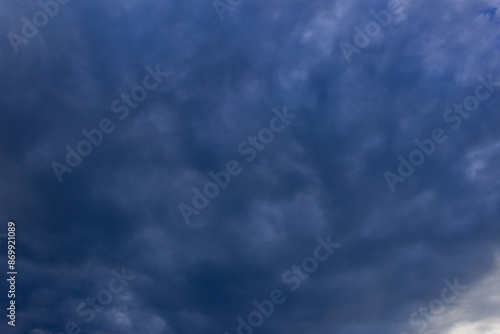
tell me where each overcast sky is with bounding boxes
[1,0,500,333]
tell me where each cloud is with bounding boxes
[0,0,499,333]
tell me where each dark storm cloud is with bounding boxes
[0,0,500,333]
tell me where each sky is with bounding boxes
[0,0,500,333]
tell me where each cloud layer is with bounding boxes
[0,0,500,333]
